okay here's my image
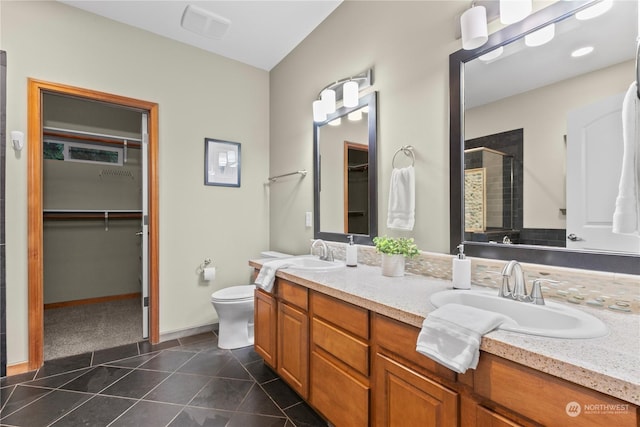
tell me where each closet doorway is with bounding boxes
[27,79,159,370]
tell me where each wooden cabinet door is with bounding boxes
[476,406,525,427]
[277,302,309,399]
[373,353,458,427]
[254,289,277,368]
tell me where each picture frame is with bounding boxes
[205,138,241,187]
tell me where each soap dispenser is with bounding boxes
[452,244,471,290]
[346,235,357,267]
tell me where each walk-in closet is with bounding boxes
[42,93,146,360]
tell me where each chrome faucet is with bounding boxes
[310,239,334,262]
[499,260,545,305]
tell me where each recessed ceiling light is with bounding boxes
[571,46,594,57]
[181,5,231,39]
[576,0,613,20]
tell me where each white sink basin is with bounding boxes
[284,256,345,272]
[430,289,608,339]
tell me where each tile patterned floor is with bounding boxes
[0,332,328,427]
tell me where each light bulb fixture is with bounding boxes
[525,23,555,47]
[312,69,373,122]
[500,0,532,25]
[576,0,613,20]
[478,46,504,62]
[348,110,363,121]
[328,117,342,127]
[460,4,488,50]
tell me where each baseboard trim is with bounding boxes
[160,324,217,343]
[44,292,141,310]
[6,362,30,376]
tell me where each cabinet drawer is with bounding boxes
[311,351,369,427]
[310,291,368,339]
[312,317,369,376]
[373,314,456,381]
[277,279,308,311]
[474,354,638,427]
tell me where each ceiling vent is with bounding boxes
[181,4,231,39]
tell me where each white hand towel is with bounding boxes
[387,166,415,231]
[415,303,507,374]
[612,81,640,235]
[254,259,292,293]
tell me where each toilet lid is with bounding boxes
[211,285,255,302]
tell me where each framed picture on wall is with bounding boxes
[205,138,241,187]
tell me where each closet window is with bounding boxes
[44,139,123,166]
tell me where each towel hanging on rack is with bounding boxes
[388,146,415,231]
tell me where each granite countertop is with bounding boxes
[249,259,640,406]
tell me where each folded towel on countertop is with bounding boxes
[254,259,293,292]
[387,166,415,231]
[415,303,508,374]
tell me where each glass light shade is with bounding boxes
[479,46,504,62]
[576,0,612,20]
[321,88,336,114]
[500,0,532,25]
[525,23,555,47]
[343,81,359,108]
[313,100,326,122]
[461,5,488,50]
[348,110,363,121]
[328,117,341,126]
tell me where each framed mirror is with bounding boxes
[450,0,640,274]
[314,91,378,245]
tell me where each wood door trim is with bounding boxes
[27,79,160,370]
[343,142,368,234]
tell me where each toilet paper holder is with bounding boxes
[197,258,212,274]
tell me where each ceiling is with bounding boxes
[58,0,343,71]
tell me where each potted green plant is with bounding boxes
[372,236,420,277]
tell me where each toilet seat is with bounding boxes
[211,285,255,303]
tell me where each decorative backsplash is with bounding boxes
[326,242,640,314]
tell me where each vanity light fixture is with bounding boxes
[500,0,532,25]
[312,69,373,122]
[478,46,504,61]
[328,117,342,127]
[460,3,488,50]
[571,46,594,57]
[525,23,555,47]
[576,0,613,20]
[348,109,363,121]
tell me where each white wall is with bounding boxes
[1,1,270,365]
[270,1,463,255]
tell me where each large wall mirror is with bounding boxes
[450,0,640,274]
[314,92,378,245]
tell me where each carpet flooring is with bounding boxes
[44,299,142,361]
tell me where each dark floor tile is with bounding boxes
[138,350,195,372]
[35,353,93,379]
[237,384,285,417]
[262,379,303,410]
[100,369,170,399]
[216,358,252,380]
[231,346,262,365]
[138,339,180,354]
[0,385,51,418]
[142,372,211,405]
[178,337,220,352]
[0,385,15,410]
[0,371,37,387]
[188,377,253,411]
[24,367,92,389]
[178,332,215,346]
[92,343,139,366]
[49,394,135,426]
[104,352,160,369]
[1,389,91,427]
[60,366,132,393]
[284,401,328,427]
[227,412,288,427]
[245,360,278,384]
[177,351,232,376]
[168,406,232,427]
[109,400,183,427]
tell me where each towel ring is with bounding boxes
[392,145,415,168]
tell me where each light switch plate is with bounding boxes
[305,211,312,228]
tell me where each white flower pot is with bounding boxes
[381,254,405,277]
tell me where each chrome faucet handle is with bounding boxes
[530,280,545,305]
[325,248,334,262]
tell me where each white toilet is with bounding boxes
[210,251,291,349]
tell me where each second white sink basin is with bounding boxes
[284,256,345,272]
[430,289,608,339]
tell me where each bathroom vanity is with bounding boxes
[251,260,639,427]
